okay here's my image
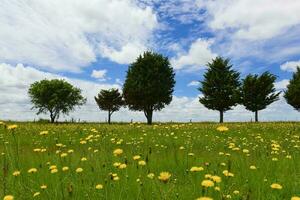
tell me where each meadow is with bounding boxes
[0,122,300,200]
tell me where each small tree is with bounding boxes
[241,72,280,122]
[284,67,300,111]
[28,79,86,123]
[123,51,175,125]
[199,57,241,123]
[94,88,124,124]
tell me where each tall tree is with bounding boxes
[94,88,124,124]
[241,72,280,122]
[284,67,300,111]
[28,79,86,123]
[199,57,241,123]
[123,51,175,125]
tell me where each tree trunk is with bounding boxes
[108,111,111,124]
[50,112,55,123]
[144,109,153,125]
[255,110,258,122]
[219,110,224,123]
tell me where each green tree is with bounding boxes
[241,72,280,122]
[28,79,86,123]
[284,67,300,111]
[94,88,124,124]
[199,57,241,123]
[123,51,175,125]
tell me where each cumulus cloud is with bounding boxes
[280,60,300,72]
[91,69,107,81]
[0,0,158,72]
[171,39,217,71]
[275,79,290,90]
[187,81,200,87]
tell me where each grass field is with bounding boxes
[0,122,300,200]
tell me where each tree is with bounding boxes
[28,79,86,123]
[123,51,175,125]
[284,67,300,111]
[199,57,241,123]
[241,72,280,122]
[94,88,124,124]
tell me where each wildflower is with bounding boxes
[12,171,20,176]
[250,165,257,170]
[196,197,213,200]
[222,170,234,177]
[76,168,83,173]
[179,146,185,150]
[211,176,222,183]
[113,148,123,156]
[60,153,68,157]
[147,173,155,179]
[62,166,69,171]
[33,192,40,197]
[7,125,18,130]
[3,195,14,200]
[242,149,249,154]
[190,166,204,172]
[40,185,47,189]
[138,160,146,166]
[215,186,220,191]
[233,190,239,194]
[217,126,228,132]
[81,157,87,161]
[118,163,127,169]
[158,172,171,183]
[49,165,57,170]
[68,149,74,153]
[95,184,103,190]
[39,131,48,135]
[270,183,282,190]
[188,153,194,156]
[201,180,214,187]
[28,168,37,173]
[291,197,300,200]
[205,174,212,179]
[51,168,58,174]
[133,155,141,160]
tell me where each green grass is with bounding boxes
[0,122,300,200]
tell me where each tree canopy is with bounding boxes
[123,51,175,124]
[28,79,86,123]
[199,57,241,123]
[94,88,124,124]
[241,72,280,122]
[284,67,300,111]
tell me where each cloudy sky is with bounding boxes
[1,0,300,122]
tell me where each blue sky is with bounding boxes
[1,0,300,122]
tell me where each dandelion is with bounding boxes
[133,155,141,160]
[33,192,40,197]
[81,157,87,161]
[28,168,37,173]
[291,197,300,200]
[62,166,69,171]
[242,149,249,154]
[190,166,204,172]
[60,153,68,157]
[201,180,214,187]
[113,149,123,157]
[7,125,18,130]
[138,160,146,166]
[222,170,234,177]
[39,131,48,135]
[217,126,228,132]
[215,186,220,191]
[95,184,103,190]
[12,171,20,176]
[211,176,222,183]
[76,168,83,173]
[196,197,213,200]
[233,190,239,195]
[49,165,57,170]
[40,185,47,189]
[3,195,14,200]
[270,183,282,190]
[118,163,127,169]
[51,168,58,174]
[158,172,171,183]
[147,173,155,179]
[250,165,257,170]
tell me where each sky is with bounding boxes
[1,0,300,122]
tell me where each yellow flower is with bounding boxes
[196,197,213,200]
[214,186,220,191]
[39,131,48,135]
[216,126,228,132]
[222,170,234,177]
[113,176,120,181]
[242,149,249,153]
[233,190,239,194]
[95,184,103,190]
[81,157,87,161]
[33,192,40,197]
[7,125,18,130]
[113,162,121,167]
[3,195,14,200]
[40,185,47,189]
[113,148,123,156]
[201,180,214,187]
[211,176,221,183]
[118,163,127,169]
[49,165,57,170]
[291,196,300,200]
[158,172,171,183]
[147,173,155,179]
[138,160,146,166]
[0,121,5,125]
[51,168,58,174]
[133,155,141,160]
[62,166,69,171]
[76,168,83,173]
[190,166,204,172]
[270,183,282,190]
[12,171,21,176]
[28,168,37,173]
[250,165,257,170]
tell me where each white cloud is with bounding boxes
[0,0,158,72]
[91,69,107,81]
[171,39,217,71]
[206,0,300,40]
[187,81,200,87]
[275,79,289,90]
[280,60,300,72]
